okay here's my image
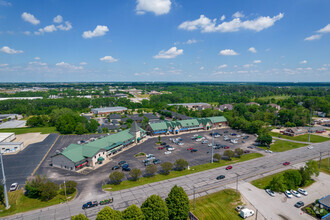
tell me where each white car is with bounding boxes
[196,139,202,142]
[265,150,273,153]
[290,190,301,198]
[284,190,293,198]
[178,142,183,146]
[10,183,18,191]
[202,140,208,144]
[297,188,308,196]
[164,151,172,155]
[307,146,313,149]
[167,147,175,151]
[237,135,241,138]
[146,154,154,158]
[208,143,213,147]
[215,134,221,138]
[193,134,198,137]
[265,189,275,197]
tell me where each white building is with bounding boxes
[0,133,24,154]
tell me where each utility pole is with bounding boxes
[236,173,238,196]
[328,151,329,170]
[319,152,322,169]
[64,179,67,201]
[193,186,196,210]
[308,108,312,143]
[0,152,9,209]
[211,121,214,163]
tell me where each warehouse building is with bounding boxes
[0,132,24,154]
[146,116,227,135]
[51,121,146,171]
[91,107,127,116]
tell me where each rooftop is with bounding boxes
[168,103,210,107]
[0,133,15,142]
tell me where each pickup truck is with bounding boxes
[82,201,98,209]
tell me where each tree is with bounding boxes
[165,185,189,220]
[213,153,221,162]
[39,181,59,201]
[86,119,99,133]
[71,214,88,220]
[96,206,122,220]
[129,168,142,181]
[141,195,169,220]
[60,181,77,195]
[158,136,161,143]
[305,160,319,177]
[109,171,125,185]
[283,170,302,189]
[102,127,109,133]
[75,123,87,135]
[161,162,173,175]
[269,175,286,192]
[223,150,235,160]
[26,116,48,127]
[174,159,188,171]
[25,175,48,198]
[122,204,144,220]
[257,133,272,146]
[145,164,158,176]
[234,148,244,158]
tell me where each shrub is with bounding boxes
[161,162,173,175]
[60,181,77,195]
[122,204,144,219]
[165,185,189,220]
[141,195,169,220]
[174,159,188,171]
[96,206,121,220]
[71,214,88,220]
[213,153,221,162]
[109,171,125,185]
[145,164,158,176]
[129,168,142,181]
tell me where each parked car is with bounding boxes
[283,161,290,166]
[297,188,308,196]
[122,166,131,171]
[224,146,230,149]
[307,146,313,149]
[215,134,222,137]
[216,175,225,180]
[290,190,301,198]
[224,131,228,133]
[208,143,213,147]
[146,154,154,158]
[153,159,161,164]
[142,159,151,163]
[235,205,245,212]
[165,151,172,155]
[10,183,18,191]
[178,142,184,146]
[237,135,241,138]
[112,165,120,170]
[118,161,126,166]
[225,166,232,170]
[82,201,98,209]
[187,147,194,151]
[144,161,152,166]
[161,142,166,145]
[244,150,250,153]
[265,150,273,153]
[247,146,253,149]
[196,139,202,142]
[265,189,275,197]
[158,147,165,150]
[202,140,208,144]
[191,149,198,153]
[167,147,175,151]
[294,201,305,208]
[284,190,293,198]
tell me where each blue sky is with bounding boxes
[0,0,329,82]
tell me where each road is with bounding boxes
[4,140,330,220]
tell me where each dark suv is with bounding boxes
[118,161,126,166]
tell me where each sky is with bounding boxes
[0,0,330,82]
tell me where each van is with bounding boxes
[240,209,254,219]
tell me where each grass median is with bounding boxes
[258,139,308,152]
[0,126,57,135]
[103,153,263,192]
[0,190,76,217]
[270,132,330,143]
[320,158,330,175]
[189,189,242,220]
[251,170,292,189]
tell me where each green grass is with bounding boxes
[0,190,76,217]
[251,170,292,189]
[258,139,308,152]
[320,158,330,175]
[103,153,263,191]
[134,152,146,157]
[0,126,57,135]
[189,189,242,220]
[270,132,330,143]
[256,95,291,101]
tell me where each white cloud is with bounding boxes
[100,56,118,63]
[136,0,171,15]
[185,39,197,44]
[218,64,227,69]
[80,62,87,65]
[153,47,183,59]
[29,61,47,66]
[0,64,8,67]
[219,49,238,56]
[304,34,322,41]
[300,60,307,64]
[248,47,257,53]
[0,46,24,54]
[35,24,57,35]
[317,67,328,71]
[178,13,284,33]
[233,11,244,18]
[34,57,40,60]
[200,66,204,70]
[0,0,12,6]
[243,64,253,68]
[253,60,261,64]
[57,21,72,31]
[56,62,83,70]
[317,24,330,33]
[220,15,226,21]
[21,12,40,25]
[82,25,109,39]
[23,31,31,35]
[53,15,63,23]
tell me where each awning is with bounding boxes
[137,137,141,141]
[97,157,104,161]
[75,161,88,168]
[109,149,117,153]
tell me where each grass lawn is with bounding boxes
[190,189,242,220]
[258,139,308,152]
[0,190,76,217]
[0,126,57,135]
[320,158,330,175]
[270,132,330,143]
[256,95,291,101]
[251,170,292,189]
[103,153,263,191]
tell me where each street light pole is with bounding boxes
[308,108,312,143]
[236,173,239,196]
[211,122,214,163]
[0,152,9,209]
[193,185,196,210]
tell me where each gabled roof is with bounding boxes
[149,122,168,131]
[130,121,140,133]
[206,116,227,123]
[178,119,201,127]
[61,144,85,163]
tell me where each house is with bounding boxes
[146,116,227,136]
[267,104,281,111]
[319,195,330,211]
[51,121,146,171]
[168,103,211,110]
[161,110,192,120]
[218,104,233,111]
[314,118,330,126]
[281,127,308,136]
[246,102,260,106]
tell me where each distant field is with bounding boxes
[256,95,291,101]
[190,189,242,220]
[270,132,330,143]
[258,139,308,152]
[0,127,57,135]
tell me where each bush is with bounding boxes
[161,162,173,175]
[165,185,189,220]
[39,181,59,201]
[109,171,125,185]
[145,164,158,176]
[174,159,188,171]
[223,150,234,160]
[234,148,244,158]
[71,213,88,220]
[122,204,144,219]
[283,170,302,189]
[60,181,77,195]
[268,175,286,192]
[141,195,169,220]
[25,175,59,201]
[96,206,122,220]
[129,168,142,181]
[213,153,221,162]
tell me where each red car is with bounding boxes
[283,162,290,166]
[187,147,194,151]
[224,146,230,149]
[158,147,164,150]
[226,166,233,170]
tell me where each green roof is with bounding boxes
[178,119,201,127]
[206,116,227,123]
[149,122,168,131]
[61,144,85,163]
